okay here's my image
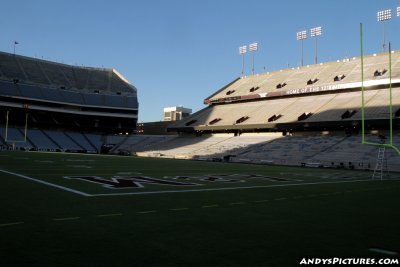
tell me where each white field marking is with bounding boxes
[0,168,92,197]
[116,172,142,175]
[0,221,24,227]
[274,197,287,201]
[90,179,399,197]
[65,159,95,162]
[169,208,189,211]
[253,200,269,203]
[96,213,122,217]
[369,248,399,256]
[136,210,156,214]
[201,204,219,208]
[292,196,304,199]
[229,202,246,205]
[53,217,80,221]
[34,160,54,163]
[66,165,92,169]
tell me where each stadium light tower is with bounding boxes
[296,30,307,66]
[377,9,391,52]
[239,45,247,77]
[311,26,322,64]
[249,42,258,75]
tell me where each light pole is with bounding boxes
[239,45,247,77]
[311,26,322,64]
[249,42,258,75]
[377,9,391,52]
[296,30,307,66]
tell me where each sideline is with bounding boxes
[91,178,395,197]
[0,168,91,197]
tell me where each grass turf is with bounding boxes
[0,151,399,266]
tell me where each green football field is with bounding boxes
[0,151,399,266]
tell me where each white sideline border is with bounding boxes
[0,169,91,197]
[0,168,398,197]
[90,179,389,197]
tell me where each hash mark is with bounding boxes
[0,221,24,227]
[169,208,189,211]
[53,217,80,221]
[97,213,122,217]
[229,202,246,205]
[136,210,156,214]
[201,204,219,208]
[253,200,269,203]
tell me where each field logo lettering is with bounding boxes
[64,176,197,189]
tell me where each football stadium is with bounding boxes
[1,4,400,267]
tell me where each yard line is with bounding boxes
[229,202,246,205]
[274,197,287,201]
[0,221,24,227]
[253,200,269,203]
[96,213,122,217]
[369,248,399,256]
[0,168,91,197]
[169,208,189,211]
[53,217,80,221]
[136,210,156,214]
[201,204,219,208]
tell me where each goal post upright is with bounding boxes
[4,110,28,143]
[360,23,400,155]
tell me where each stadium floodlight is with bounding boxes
[397,6,400,17]
[377,9,392,21]
[296,30,307,66]
[249,43,258,75]
[311,26,322,64]
[377,9,392,52]
[249,42,258,52]
[239,45,247,77]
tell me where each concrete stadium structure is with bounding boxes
[170,51,400,133]
[115,50,399,171]
[0,51,138,152]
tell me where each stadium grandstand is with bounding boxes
[110,50,400,171]
[0,51,138,153]
[1,49,400,172]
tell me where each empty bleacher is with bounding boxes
[0,126,104,152]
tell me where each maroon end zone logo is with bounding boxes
[64,176,197,189]
[64,174,289,189]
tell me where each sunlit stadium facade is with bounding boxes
[169,51,400,135]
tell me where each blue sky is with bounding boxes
[1,0,399,122]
